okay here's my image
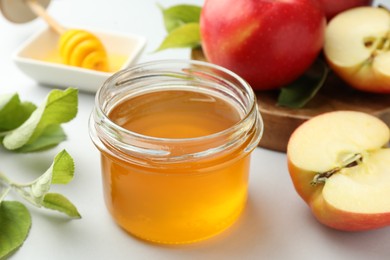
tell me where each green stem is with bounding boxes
[0,187,11,202]
[0,171,35,188]
[0,172,12,202]
[0,172,12,185]
[0,172,39,206]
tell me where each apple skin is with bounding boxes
[200,0,326,90]
[287,111,390,231]
[317,0,373,20]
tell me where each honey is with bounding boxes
[43,50,127,72]
[109,90,241,138]
[89,60,263,244]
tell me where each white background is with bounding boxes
[1,0,390,259]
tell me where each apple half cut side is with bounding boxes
[324,7,390,93]
[287,111,390,231]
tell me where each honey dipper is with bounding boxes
[25,0,109,71]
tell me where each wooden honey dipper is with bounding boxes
[25,0,109,71]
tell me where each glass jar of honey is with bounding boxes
[89,60,263,244]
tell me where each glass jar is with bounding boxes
[89,60,263,244]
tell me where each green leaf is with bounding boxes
[2,88,78,151]
[29,167,53,204]
[13,150,75,207]
[15,124,66,153]
[51,150,74,185]
[42,193,81,218]
[0,93,36,132]
[156,22,201,51]
[277,58,329,108]
[159,4,202,33]
[0,201,32,259]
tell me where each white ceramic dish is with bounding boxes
[13,26,146,93]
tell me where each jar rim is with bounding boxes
[95,59,260,144]
[90,59,263,162]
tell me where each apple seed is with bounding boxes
[363,36,375,48]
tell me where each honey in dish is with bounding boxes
[101,90,252,244]
[43,50,127,72]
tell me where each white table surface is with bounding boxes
[1,0,389,259]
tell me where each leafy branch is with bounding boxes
[0,88,78,152]
[0,150,78,213]
[0,88,80,258]
[0,150,80,258]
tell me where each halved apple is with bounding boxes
[324,7,390,93]
[287,111,390,231]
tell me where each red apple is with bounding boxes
[287,111,390,231]
[200,0,326,90]
[317,0,373,20]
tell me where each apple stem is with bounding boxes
[310,153,363,186]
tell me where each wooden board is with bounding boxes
[256,74,390,152]
[191,48,390,153]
